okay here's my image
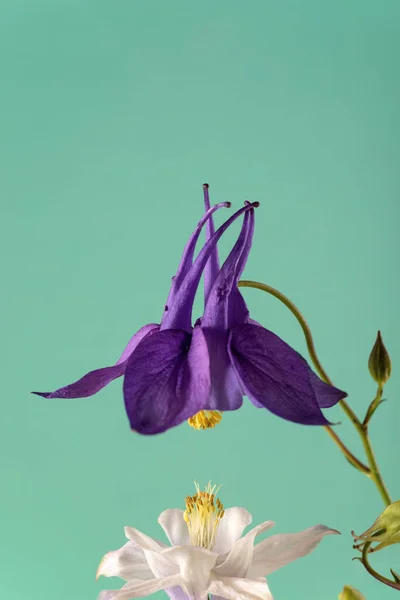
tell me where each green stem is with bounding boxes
[239,280,392,504]
[364,385,384,426]
[324,425,370,475]
[360,542,400,590]
[239,281,330,382]
[359,426,391,506]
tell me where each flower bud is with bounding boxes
[353,501,400,553]
[338,585,366,600]
[368,331,391,386]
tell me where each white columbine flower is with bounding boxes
[97,483,339,600]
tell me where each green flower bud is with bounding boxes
[353,501,400,553]
[368,331,391,386]
[338,585,366,600]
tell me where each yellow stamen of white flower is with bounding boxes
[187,410,223,430]
[183,482,224,550]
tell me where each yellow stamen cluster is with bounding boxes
[187,410,223,430]
[183,482,224,549]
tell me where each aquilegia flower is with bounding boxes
[96,482,340,600]
[33,185,347,434]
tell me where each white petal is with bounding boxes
[158,509,190,546]
[209,575,273,600]
[248,524,340,578]
[144,549,179,578]
[98,575,182,600]
[215,521,275,578]
[124,526,166,552]
[163,545,218,599]
[96,541,153,581]
[213,507,253,555]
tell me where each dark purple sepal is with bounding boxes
[32,323,159,400]
[32,363,127,399]
[228,323,337,426]
[308,369,348,408]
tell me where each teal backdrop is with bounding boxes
[1,2,399,599]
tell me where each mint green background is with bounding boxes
[1,2,399,599]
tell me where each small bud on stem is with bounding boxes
[338,585,366,600]
[368,331,391,386]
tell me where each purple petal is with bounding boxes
[308,369,347,408]
[33,363,127,399]
[244,323,346,409]
[161,203,259,333]
[116,324,160,365]
[124,327,210,434]
[202,184,220,304]
[165,587,190,600]
[202,328,243,411]
[228,323,343,425]
[33,323,159,399]
[161,200,230,327]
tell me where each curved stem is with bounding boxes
[360,542,400,590]
[238,280,367,469]
[359,429,391,506]
[324,426,370,474]
[238,280,394,503]
[239,280,329,382]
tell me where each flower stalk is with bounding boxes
[358,541,400,591]
[238,280,392,507]
[363,385,384,427]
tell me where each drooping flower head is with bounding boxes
[123,186,347,433]
[33,185,347,434]
[96,481,340,600]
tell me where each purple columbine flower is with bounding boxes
[34,186,346,434]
